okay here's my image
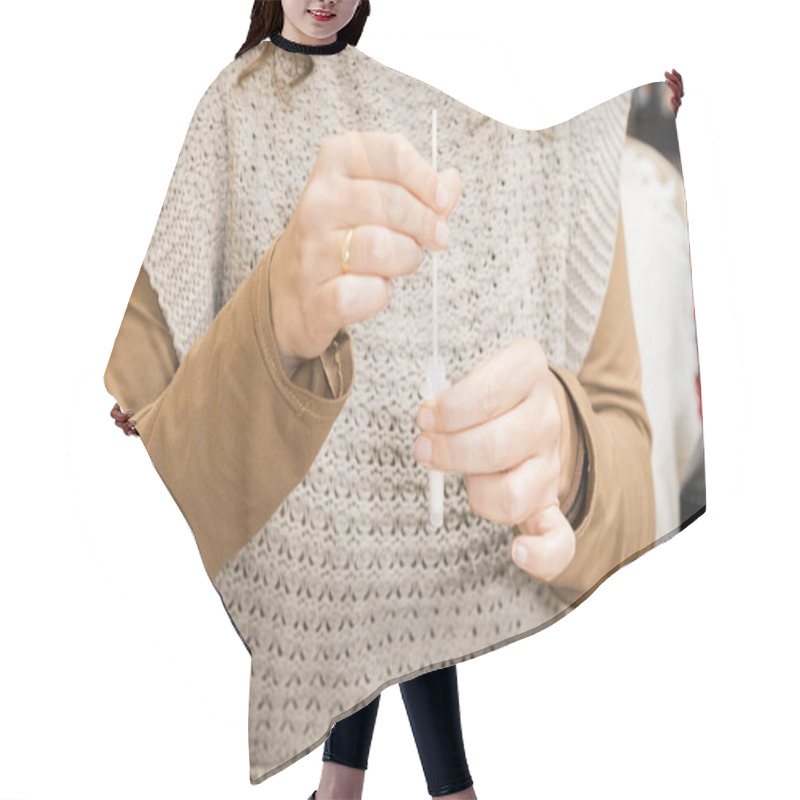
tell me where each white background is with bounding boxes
[1,1,796,798]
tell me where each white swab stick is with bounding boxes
[432,109,438,360]
[424,107,448,529]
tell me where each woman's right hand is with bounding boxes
[269,130,462,366]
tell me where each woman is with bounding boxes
[106,1,684,795]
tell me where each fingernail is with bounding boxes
[415,436,431,463]
[513,542,528,567]
[435,181,450,212]
[435,220,450,247]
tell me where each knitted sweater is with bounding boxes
[104,33,657,784]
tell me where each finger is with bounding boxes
[320,163,461,292]
[415,386,559,476]
[325,132,460,254]
[345,172,452,252]
[666,70,683,94]
[464,450,560,526]
[416,338,543,434]
[111,405,134,423]
[669,77,683,99]
[110,402,138,436]
[437,166,462,215]
[331,223,425,279]
[511,504,576,583]
[332,130,458,217]
[317,272,395,327]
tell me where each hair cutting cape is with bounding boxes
[104,39,704,784]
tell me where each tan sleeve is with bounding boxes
[103,235,355,582]
[545,206,656,605]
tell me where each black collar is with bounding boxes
[270,30,348,55]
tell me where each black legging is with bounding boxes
[323,664,473,797]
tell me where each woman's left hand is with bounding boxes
[111,402,139,437]
[665,68,684,115]
[413,337,576,583]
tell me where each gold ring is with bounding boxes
[341,227,355,275]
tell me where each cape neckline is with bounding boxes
[269,30,349,55]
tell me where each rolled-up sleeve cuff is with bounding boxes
[255,234,355,417]
[547,363,598,537]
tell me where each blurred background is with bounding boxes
[622,79,706,543]
[629,81,682,173]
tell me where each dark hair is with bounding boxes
[236,0,371,60]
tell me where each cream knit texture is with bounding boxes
[141,40,633,783]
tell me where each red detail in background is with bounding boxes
[696,374,702,421]
[691,284,702,422]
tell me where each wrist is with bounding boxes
[267,236,303,379]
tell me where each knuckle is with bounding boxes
[299,180,326,221]
[344,130,366,162]
[318,135,338,163]
[342,130,360,147]
[523,336,546,372]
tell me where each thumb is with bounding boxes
[511,504,576,583]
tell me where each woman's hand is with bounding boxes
[413,337,578,583]
[665,68,684,115]
[270,131,461,365]
[110,402,139,437]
